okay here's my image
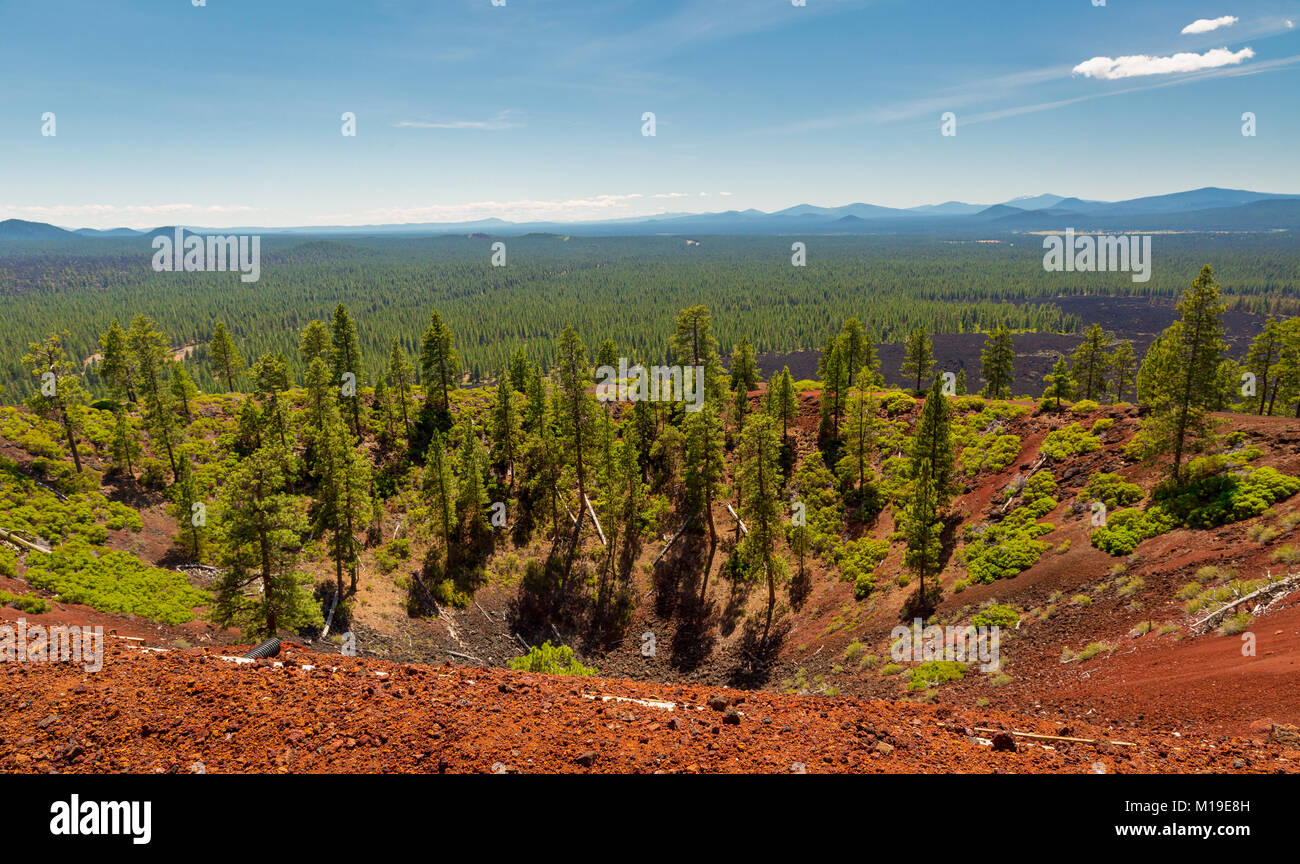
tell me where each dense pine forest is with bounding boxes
[4,233,1300,400]
[5,258,1300,672]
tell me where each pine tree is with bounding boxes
[110,408,140,479]
[1137,265,1226,484]
[316,415,372,598]
[23,333,88,475]
[508,347,532,394]
[127,315,180,481]
[764,366,799,446]
[330,304,364,436]
[420,310,460,422]
[730,337,761,393]
[387,339,414,445]
[299,320,330,365]
[98,318,137,402]
[1110,340,1137,403]
[169,364,197,423]
[842,386,879,494]
[423,430,456,564]
[1042,354,1073,410]
[839,318,865,387]
[979,327,1014,399]
[1246,317,1285,415]
[1070,323,1113,401]
[170,455,204,558]
[900,328,935,394]
[553,326,595,548]
[252,353,291,449]
[684,402,725,550]
[209,321,244,392]
[818,338,848,439]
[456,422,490,537]
[490,374,521,490]
[210,444,319,639]
[904,377,955,615]
[954,368,967,396]
[671,305,726,403]
[737,412,786,644]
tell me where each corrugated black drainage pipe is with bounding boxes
[242,637,282,660]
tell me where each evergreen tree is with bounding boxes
[839,318,865,387]
[169,364,197,423]
[730,337,761,393]
[1246,317,1285,415]
[23,333,88,475]
[299,320,330,365]
[456,422,490,537]
[209,321,244,392]
[387,339,414,445]
[553,326,595,547]
[98,318,137,402]
[764,366,799,446]
[684,402,725,550]
[420,310,460,422]
[170,455,205,558]
[842,386,879,494]
[110,408,140,479]
[1070,323,1113,401]
[422,430,457,565]
[900,328,935,394]
[316,415,372,597]
[737,412,786,644]
[903,377,956,615]
[127,315,180,481]
[817,338,848,439]
[1110,340,1137,403]
[330,304,364,436]
[979,327,1014,399]
[210,444,319,639]
[1137,265,1226,484]
[490,374,522,490]
[954,368,967,396]
[508,346,532,394]
[1042,353,1073,410]
[671,305,726,403]
[252,353,291,449]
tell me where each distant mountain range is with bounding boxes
[3,187,1300,241]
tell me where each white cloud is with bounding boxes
[393,110,520,130]
[1073,46,1254,79]
[1181,15,1238,34]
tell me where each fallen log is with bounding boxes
[0,526,51,555]
[583,493,607,546]
[972,727,1136,747]
[726,503,749,536]
[1190,572,1299,633]
[653,515,696,565]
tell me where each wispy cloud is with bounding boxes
[1073,46,1254,80]
[393,110,521,131]
[0,203,257,229]
[1182,16,1238,35]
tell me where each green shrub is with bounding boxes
[1079,472,1144,510]
[1090,506,1176,556]
[507,641,597,676]
[907,660,966,690]
[972,604,1019,629]
[1039,423,1102,462]
[0,589,50,614]
[24,542,208,625]
[1070,399,1101,414]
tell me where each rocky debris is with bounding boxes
[991,732,1018,753]
[0,644,1293,774]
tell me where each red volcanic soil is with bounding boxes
[1,643,1295,774]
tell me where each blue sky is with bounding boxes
[2,0,1298,228]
